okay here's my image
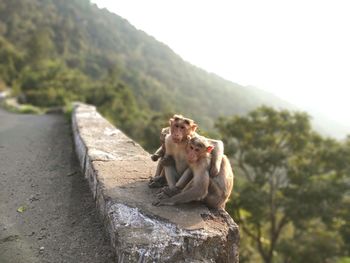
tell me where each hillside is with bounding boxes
[0,0,293,127]
[2,0,347,147]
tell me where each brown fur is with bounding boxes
[154,136,234,210]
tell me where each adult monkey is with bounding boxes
[154,136,234,210]
[161,114,224,190]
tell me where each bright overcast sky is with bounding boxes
[92,0,350,128]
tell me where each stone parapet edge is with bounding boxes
[71,102,239,262]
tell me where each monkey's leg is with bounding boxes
[159,187,181,198]
[154,160,163,177]
[159,170,192,198]
[204,177,227,208]
[204,193,222,210]
[163,165,179,188]
[159,168,193,198]
[161,155,179,188]
[208,178,222,195]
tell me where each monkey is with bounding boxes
[148,127,170,188]
[160,114,224,191]
[148,114,225,199]
[150,127,170,162]
[161,114,198,189]
[148,115,197,188]
[153,136,213,207]
[153,136,234,210]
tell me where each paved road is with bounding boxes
[0,108,114,263]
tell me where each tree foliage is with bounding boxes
[217,106,350,263]
[0,0,294,134]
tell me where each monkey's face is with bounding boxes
[169,115,197,143]
[159,127,170,143]
[186,138,214,163]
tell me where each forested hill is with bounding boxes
[0,0,291,148]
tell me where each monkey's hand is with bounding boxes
[152,199,168,206]
[149,175,162,182]
[160,156,175,167]
[156,191,169,199]
[157,186,174,199]
[152,199,174,206]
[162,186,181,197]
[151,154,160,161]
[152,200,162,206]
[148,177,164,188]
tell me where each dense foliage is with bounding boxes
[217,107,350,263]
[0,0,292,150]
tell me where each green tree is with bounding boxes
[18,60,90,107]
[0,36,23,85]
[85,71,143,140]
[216,106,349,263]
[26,28,55,63]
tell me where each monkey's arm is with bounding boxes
[207,139,224,177]
[159,154,183,188]
[158,168,193,198]
[151,146,165,161]
[175,168,193,189]
[154,173,210,206]
[163,164,180,188]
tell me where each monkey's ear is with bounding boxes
[191,124,198,132]
[206,145,214,153]
[169,118,174,126]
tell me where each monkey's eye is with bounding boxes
[180,126,185,130]
[190,146,194,150]
[195,148,200,152]
[175,124,179,128]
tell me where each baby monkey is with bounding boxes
[150,127,170,162]
[153,135,234,210]
[148,127,170,188]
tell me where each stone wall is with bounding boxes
[71,102,239,263]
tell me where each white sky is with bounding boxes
[92,0,350,127]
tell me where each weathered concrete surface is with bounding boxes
[72,103,239,263]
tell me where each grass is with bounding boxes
[0,98,44,114]
[1,98,76,125]
[338,258,350,263]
